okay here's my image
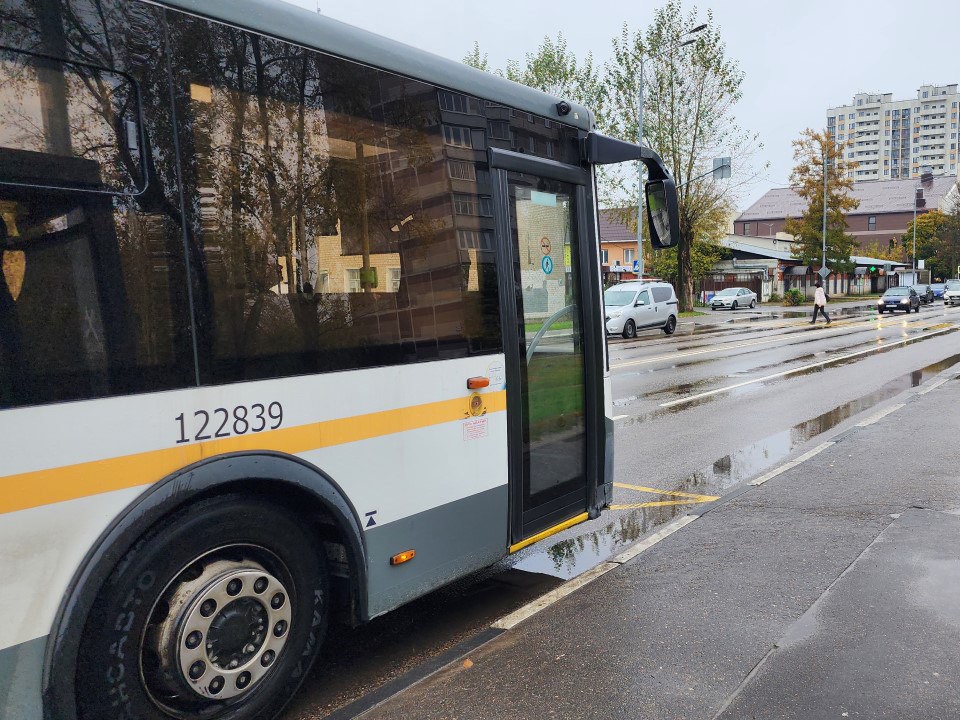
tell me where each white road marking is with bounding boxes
[918,377,951,395]
[855,403,905,427]
[492,515,697,630]
[612,414,629,421]
[612,309,950,370]
[749,442,835,486]
[659,326,956,409]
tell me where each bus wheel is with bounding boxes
[76,494,328,720]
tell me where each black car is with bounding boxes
[912,284,934,304]
[878,286,920,313]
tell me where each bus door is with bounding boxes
[490,149,602,547]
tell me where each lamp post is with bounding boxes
[635,23,707,280]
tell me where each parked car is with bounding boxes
[912,284,934,304]
[877,286,920,313]
[945,280,960,306]
[931,283,946,300]
[710,287,757,311]
[604,281,679,338]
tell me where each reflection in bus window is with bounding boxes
[168,16,503,383]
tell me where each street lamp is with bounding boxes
[635,23,707,279]
[913,165,934,282]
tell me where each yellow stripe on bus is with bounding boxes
[0,390,507,517]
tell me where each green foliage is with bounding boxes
[783,128,859,273]
[650,238,723,287]
[767,292,782,303]
[461,42,492,73]
[783,289,805,306]
[903,209,960,280]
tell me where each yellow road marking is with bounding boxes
[614,482,719,502]
[1,390,507,516]
[611,308,953,369]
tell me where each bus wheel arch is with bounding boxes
[43,453,368,720]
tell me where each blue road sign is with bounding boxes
[632,259,640,272]
[541,255,554,275]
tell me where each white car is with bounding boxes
[944,280,960,306]
[710,287,757,310]
[604,281,679,338]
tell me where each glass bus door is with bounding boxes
[491,151,598,545]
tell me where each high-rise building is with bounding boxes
[827,84,958,182]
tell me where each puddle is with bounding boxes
[523,353,960,580]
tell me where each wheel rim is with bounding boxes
[141,547,294,714]
[666,317,676,332]
[626,321,635,337]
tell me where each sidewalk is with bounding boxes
[363,368,960,719]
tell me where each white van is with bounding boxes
[604,281,679,338]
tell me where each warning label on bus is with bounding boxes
[463,417,488,441]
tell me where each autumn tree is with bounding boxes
[783,129,859,273]
[904,209,960,280]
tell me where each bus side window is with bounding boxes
[0,0,194,409]
[165,15,503,384]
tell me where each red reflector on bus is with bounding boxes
[390,550,416,566]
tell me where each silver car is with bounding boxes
[710,287,757,310]
[945,280,960,306]
[604,281,679,338]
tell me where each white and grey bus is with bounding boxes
[0,1,678,717]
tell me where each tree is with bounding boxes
[463,4,764,310]
[463,33,605,124]
[904,209,960,280]
[461,41,492,74]
[782,128,859,273]
[859,239,906,264]
[603,3,763,311]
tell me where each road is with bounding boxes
[283,299,960,719]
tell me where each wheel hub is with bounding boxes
[150,559,292,702]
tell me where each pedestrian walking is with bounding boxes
[810,280,831,325]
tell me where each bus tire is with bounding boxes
[75,493,328,720]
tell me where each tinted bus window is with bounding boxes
[165,15,502,383]
[0,0,195,409]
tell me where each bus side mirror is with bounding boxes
[646,178,680,249]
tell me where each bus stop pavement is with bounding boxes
[360,371,960,720]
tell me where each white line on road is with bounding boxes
[659,326,956,409]
[749,442,835,486]
[611,310,949,370]
[612,414,629,421]
[918,377,951,395]
[855,403,906,427]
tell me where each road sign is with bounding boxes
[817,266,830,279]
[632,259,640,272]
[541,255,553,275]
[713,157,731,180]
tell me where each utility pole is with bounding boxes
[821,145,828,271]
[635,56,644,280]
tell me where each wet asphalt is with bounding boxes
[283,301,960,719]
[358,359,960,720]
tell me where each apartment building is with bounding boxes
[827,84,958,182]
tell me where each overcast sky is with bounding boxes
[281,0,958,209]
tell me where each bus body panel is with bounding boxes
[0,355,508,710]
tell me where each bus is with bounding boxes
[0,1,678,717]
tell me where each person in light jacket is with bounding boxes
[811,280,831,325]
